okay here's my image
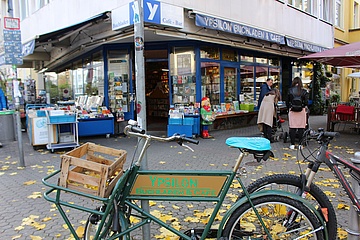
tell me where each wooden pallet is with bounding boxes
[58,142,127,198]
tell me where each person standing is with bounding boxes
[258,78,273,109]
[0,86,7,148]
[287,77,309,150]
[257,89,281,142]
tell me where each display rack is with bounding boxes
[172,75,196,104]
[45,111,79,152]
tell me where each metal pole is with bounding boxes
[7,0,25,167]
[133,0,150,239]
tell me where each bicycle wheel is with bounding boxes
[241,174,337,239]
[222,195,325,239]
[84,205,124,240]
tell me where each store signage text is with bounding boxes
[286,38,327,53]
[130,174,228,197]
[112,0,184,31]
[195,14,285,45]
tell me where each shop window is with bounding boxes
[224,67,237,103]
[255,57,268,65]
[240,54,254,62]
[170,47,196,104]
[269,57,280,66]
[292,63,313,91]
[201,62,220,105]
[57,70,73,101]
[107,50,130,116]
[240,65,255,103]
[200,46,220,60]
[222,49,238,62]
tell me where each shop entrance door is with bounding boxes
[145,60,169,131]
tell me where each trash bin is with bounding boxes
[0,110,16,141]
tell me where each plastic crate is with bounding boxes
[168,118,182,125]
[49,115,76,123]
[58,143,127,198]
[183,117,194,125]
[240,103,254,112]
[37,110,46,117]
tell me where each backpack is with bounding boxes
[290,89,303,112]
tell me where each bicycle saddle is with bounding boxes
[226,137,271,151]
[226,137,273,162]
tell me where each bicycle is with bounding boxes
[42,120,327,239]
[240,127,360,240]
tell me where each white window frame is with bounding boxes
[354,1,360,29]
[335,0,343,28]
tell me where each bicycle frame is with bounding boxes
[43,125,328,240]
[304,142,360,214]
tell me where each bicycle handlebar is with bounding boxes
[124,121,199,145]
[322,131,340,138]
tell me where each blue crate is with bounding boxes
[168,118,182,125]
[49,115,76,123]
[183,117,194,125]
[37,111,46,117]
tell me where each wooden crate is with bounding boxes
[58,142,127,198]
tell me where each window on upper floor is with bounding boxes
[319,0,333,23]
[354,1,360,28]
[287,0,317,15]
[335,0,343,28]
[19,0,30,20]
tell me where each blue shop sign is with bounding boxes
[195,14,285,45]
[286,37,327,53]
[112,0,183,31]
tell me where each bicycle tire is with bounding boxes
[222,195,325,239]
[240,174,337,239]
[83,205,126,240]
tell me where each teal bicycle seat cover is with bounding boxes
[226,137,271,151]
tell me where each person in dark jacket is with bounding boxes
[0,86,7,148]
[287,77,309,149]
[258,78,273,109]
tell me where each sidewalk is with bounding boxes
[0,114,358,239]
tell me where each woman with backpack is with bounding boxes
[287,77,309,150]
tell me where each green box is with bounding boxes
[240,103,254,111]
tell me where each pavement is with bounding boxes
[0,114,359,239]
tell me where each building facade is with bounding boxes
[333,0,360,102]
[0,0,335,132]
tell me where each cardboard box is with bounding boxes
[58,143,127,198]
[59,133,73,143]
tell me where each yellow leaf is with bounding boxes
[172,205,180,210]
[149,200,157,206]
[159,161,166,164]
[10,172,18,175]
[337,203,350,210]
[55,234,61,238]
[14,226,25,231]
[27,192,42,199]
[24,180,37,185]
[63,224,68,229]
[274,204,287,216]
[11,234,22,239]
[30,236,42,240]
[76,226,85,238]
[41,217,52,222]
[283,153,292,157]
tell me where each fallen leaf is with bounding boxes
[24,180,37,185]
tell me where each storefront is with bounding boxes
[18,1,331,136]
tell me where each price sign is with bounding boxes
[4,17,20,30]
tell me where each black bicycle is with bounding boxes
[239,128,344,239]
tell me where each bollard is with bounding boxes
[346,152,360,239]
